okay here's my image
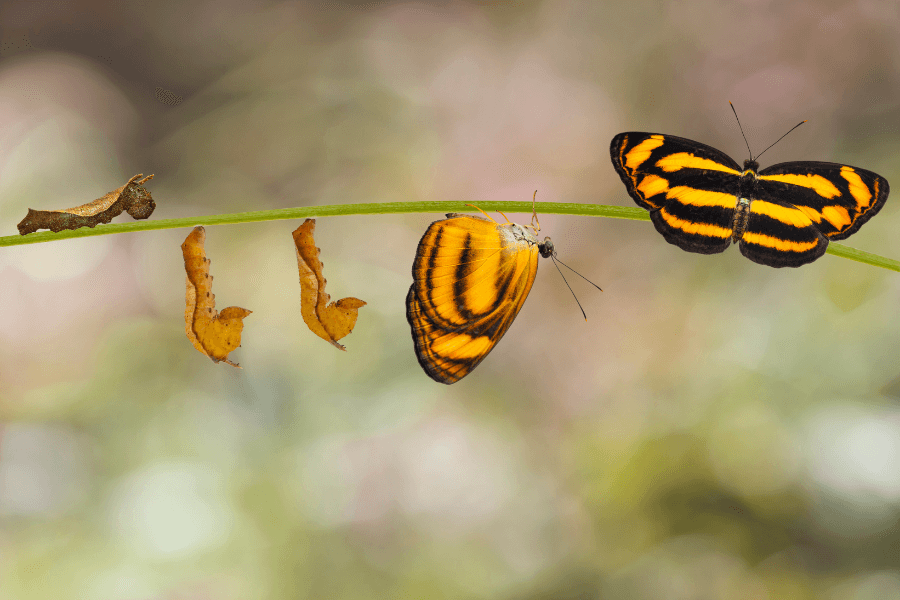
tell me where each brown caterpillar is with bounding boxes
[17,173,156,235]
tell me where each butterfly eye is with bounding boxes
[540,237,555,258]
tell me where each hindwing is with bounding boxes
[739,199,828,267]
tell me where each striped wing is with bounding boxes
[406,214,540,384]
[757,161,889,240]
[611,132,743,255]
[739,199,828,267]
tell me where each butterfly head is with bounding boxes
[539,236,555,259]
[742,159,760,175]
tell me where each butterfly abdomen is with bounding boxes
[732,198,751,242]
[730,167,760,241]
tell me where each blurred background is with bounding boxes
[1,1,899,598]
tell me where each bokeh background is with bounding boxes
[1,1,900,598]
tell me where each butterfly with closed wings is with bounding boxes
[406,195,599,384]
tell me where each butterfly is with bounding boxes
[406,204,555,384]
[610,128,889,268]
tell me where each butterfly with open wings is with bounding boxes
[611,122,889,268]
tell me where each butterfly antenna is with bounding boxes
[465,203,498,224]
[551,255,587,321]
[754,119,808,163]
[730,101,754,160]
[553,256,603,291]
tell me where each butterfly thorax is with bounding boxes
[731,160,762,241]
[503,223,555,259]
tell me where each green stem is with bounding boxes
[1,201,897,273]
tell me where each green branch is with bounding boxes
[1,201,897,272]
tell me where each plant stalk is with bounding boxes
[1,201,896,273]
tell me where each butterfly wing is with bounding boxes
[611,133,743,255]
[407,214,540,384]
[739,199,829,267]
[757,161,889,241]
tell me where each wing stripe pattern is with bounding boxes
[841,168,872,206]
[758,173,841,198]
[655,153,741,175]
[751,200,817,227]
[624,135,665,171]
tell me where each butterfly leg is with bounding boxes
[529,190,541,233]
[465,203,499,224]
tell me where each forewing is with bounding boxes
[758,161,889,240]
[612,133,742,255]
[739,199,828,268]
[407,217,540,384]
[611,133,742,210]
[412,214,523,328]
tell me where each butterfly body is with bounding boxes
[407,213,553,384]
[611,133,889,268]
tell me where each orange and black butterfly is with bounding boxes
[611,125,889,268]
[406,206,555,384]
